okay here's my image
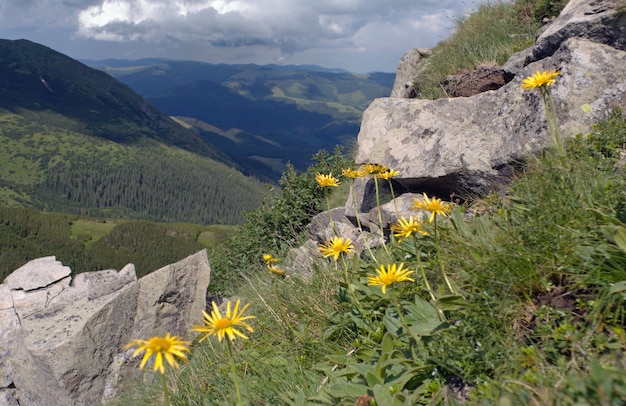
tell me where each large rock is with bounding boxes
[0,250,211,406]
[390,48,432,98]
[532,0,626,61]
[355,37,626,201]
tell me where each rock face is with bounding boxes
[356,38,626,199]
[0,250,211,406]
[531,0,626,60]
[390,48,432,98]
[353,0,626,215]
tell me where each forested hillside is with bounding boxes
[0,40,268,224]
[0,207,235,281]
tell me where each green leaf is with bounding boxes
[408,320,450,337]
[381,332,395,354]
[613,226,626,252]
[372,384,396,406]
[327,382,370,398]
[609,281,626,295]
[436,294,468,311]
[383,315,403,336]
[366,371,383,387]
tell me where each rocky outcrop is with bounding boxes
[531,0,626,61]
[351,0,626,218]
[390,48,432,98]
[356,38,626,200]
[0,250,211,406]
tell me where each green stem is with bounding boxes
[387,179,400,217]
[160,372,170,406]
[341,256,370,327]
[412,236,436,302]
[227,340,243,406]
[541,88,564,156]
[391,293,421,346]
[373,176,391,256]
[351,180,378,265]
[434,215,455,294]
[327,192,337,236]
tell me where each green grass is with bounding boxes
[114,108,626,405]
[110,1,626,403]
[70,219,118,248]
[416,0,564,99]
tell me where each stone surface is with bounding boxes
[131,249,211,339]
[355,38,626,201]
[4,256,71,292]
[390,48,432,98]
[532,0,626,61]
[0,250,211,406]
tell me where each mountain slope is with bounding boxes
[0,39,224,159]
[88,59,394,179]
[0,39,266,224]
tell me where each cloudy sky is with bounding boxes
[0,0,487,73]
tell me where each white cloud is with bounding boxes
[0,0,489,71]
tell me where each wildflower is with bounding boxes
[359,163,387,176]
[341,167,361,179]
[268,265,285,276]
[521,69,561,90]
[412,193,453,222]
[315,172,340,187]
[391,216,429,242]
[367,263,415,294]
[124,333,190,374]
[193,299,255,342]
[318,236,355,261]
[263,253,279,265]
[376,168,400,180]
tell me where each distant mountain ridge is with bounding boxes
[0,39,266,224]
[85,58,395,179]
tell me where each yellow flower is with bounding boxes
[412,193,453,222]
[124,333,190,374]
[359,163,387,176]
[263,254,279,265]
[377,169,400,180]
[341,167,362,179]
[391,216,429,241]
[521,70,561,90]
[367,263,415,294]
[268,265,285,276]
[318,236,355,261]
[315,172,340,187]
[192,299,255,342]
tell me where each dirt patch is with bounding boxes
[443,64,514,97]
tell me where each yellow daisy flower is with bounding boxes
[263,254,279,265]
[315,172,340,187]
[412,193,453,222]
[367,263,415,294]
[377,168,400,180]
[341,167,362,179]
[391,216,429,241]
[192,299,255,342]
[318,236,355,261]
[359,163,387,176]
[521,69,561,90]
[268,265,285,276]
[124,333,190,374]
